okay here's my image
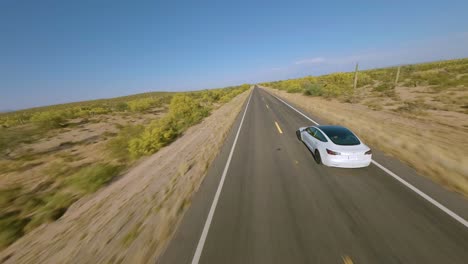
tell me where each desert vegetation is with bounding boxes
[0,86,250,263]
[0,84,249,249]
[262,58,468,113]
[262,58,468,196]
[365,60,468,115]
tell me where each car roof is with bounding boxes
[314,125,352,135]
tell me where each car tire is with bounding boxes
[296,130,302,141]
[314,150,322,164]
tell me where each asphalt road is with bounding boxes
[158,87,468,264]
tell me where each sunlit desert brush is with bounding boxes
[0,84,249,248]
[262,58,468,196]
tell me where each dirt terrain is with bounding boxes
[1,111,163,189]
[0,90,249,263]
[264,87,468,196]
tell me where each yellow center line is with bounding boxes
[342,256,354,264]
[266,104,269,109]
[275,121,283,134]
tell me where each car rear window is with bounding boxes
[318,126,360,146]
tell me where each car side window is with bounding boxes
[314,129,328,142]
[307,127,316,136]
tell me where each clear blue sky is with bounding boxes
[1,0,468,110]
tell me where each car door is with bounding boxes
[301,128,312,148]
[303,127,318,150]
[313,128,327,153]
[308,127,319,151]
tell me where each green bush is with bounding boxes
[115,102,129,111]
[201,90,224,103]
[0,211,30,249]
[218,84,250,102]
[127,98,157,112]
[0,164,120,248]
[65,164,121,194]
[128,118,177,158]
[25,192,76,231]
[284,83,302,93]
[322,83,347,97]
[128,95,209,158]
[373,82,393,92]
[88,107,110,115]
[107,125,144,161]
[30,111,67,128]
[0,126,43,157]
[357,72,373,86]
[0,113,31,128]
[303,83,323,96]
[127,85,248,159]
[169,94,210,128]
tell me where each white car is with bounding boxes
[296,125,372,168]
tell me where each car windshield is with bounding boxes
[318,126,360,146]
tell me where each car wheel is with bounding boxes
[314,150,321,164]
[296,130,302,141]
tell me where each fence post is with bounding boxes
[394,65,401,87]
[353,62,359,93]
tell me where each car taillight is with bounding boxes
[326,149,340,155]
[365,149,372,155]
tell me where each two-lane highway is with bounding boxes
[159,87,468,263]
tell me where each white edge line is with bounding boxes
[191,91,253,264]
[371,160,468,228]
[272,94,320,126]
[267,90,468,229]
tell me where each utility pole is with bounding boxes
[394,65,401,87]
[353,62,359,93]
